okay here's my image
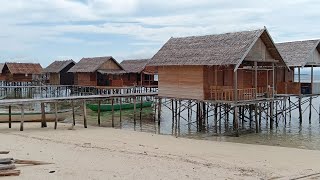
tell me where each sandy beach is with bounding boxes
[0,123,320,179]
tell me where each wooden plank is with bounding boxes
[83,100,87,128]
[0,170,20,177]
[8,106,11,128]
[20,105,24,131]
[54,102,58,129]
[0,164,15,171]
[41,103,47,128]
[97,100,101,126]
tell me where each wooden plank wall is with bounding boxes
[49,73,59,85]
[122,73,138,86]
[159,66,204,100]
[75,72,97,86]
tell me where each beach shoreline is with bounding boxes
[1,123,320,179]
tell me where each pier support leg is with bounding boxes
[83,100,87,128]
[8,106,11,128]
[41,103,47,128]
[54,102,58,129]
[71,100,75,126]
[112,98,115,127]
[20,105,24,131]
[98,100,101,126]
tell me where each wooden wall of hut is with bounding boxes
[49,73,60,85]
[60,62,75,85]
[158,65,205,100]
[74,72,97,86]
[122,73,138,86]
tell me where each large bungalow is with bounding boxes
[276,40,320,94]
[43,60,75,85]
[120,59,157,86]
[68,56,126,86]
[148,28,289,101]
[2,62,43,82]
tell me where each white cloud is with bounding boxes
[0,0,319,65]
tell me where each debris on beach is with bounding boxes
[0,151,52,177]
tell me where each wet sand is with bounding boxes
[1,123,320,179]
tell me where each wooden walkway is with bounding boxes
[0,92,158,131]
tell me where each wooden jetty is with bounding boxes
[0,92,158,131]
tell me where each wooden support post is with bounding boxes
[83,100,87,128]
[178,100,181,131]
[112,98,114,127]
[153,98,157,122]
[254,61,257,99]
[249,105,252,129]
[133,96,136,124]
[234,68,239,136]
[20,105,24,131]
[255,104,258,133]
[289,97,292,121]
[158,98,162,125]
[214,103,218,133]
[119,99,122,125]
[41,103,47,128]
[270,101,274,129]
[140,96,143,121]
[97,100,101,126]
[54,101,58,129]
[71,100,75,126]
[8,106,11,128]
[275,101,278,127]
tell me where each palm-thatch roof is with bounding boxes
[68,56,123,73]
[5,63,43,74]
[0,63,4,73]
[120,59,149,73]
[148,28,285,69]
[43,60,75,73]
[276,40,320,67]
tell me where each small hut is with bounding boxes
[68,56,126,86]
[276,40,320,94]
[148,28,288,101]
[120,59,157,86]
[2,62,43,82]
[43,60,75,85]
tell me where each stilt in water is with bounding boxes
[298,96,302,124]
[255,103,258,133]
[158,98,162,125]
[309,97,312,124]
[270,101,274,130]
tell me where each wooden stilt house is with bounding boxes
[148,28,288,101]
[2,62,43,83]
[120,59,157,86]
[68,56,126,86]
[43,60,75,85]
[276,40,320,94]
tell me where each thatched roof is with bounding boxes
[5,63,43,74]
[43,60,75,73]
[276,40,320,67]
[148,28,284,69]
[120,59,149,73]
[68,56,123,73]
[97,69,126,75]
[0,63,4,72]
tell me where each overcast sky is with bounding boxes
[0,0,319,67]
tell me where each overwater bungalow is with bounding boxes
[2,62,43,83]
[68,56,126,86]
[120,59,158,86]
[43,60,75,85]
[148,28,289,101]
[276,40,320,94]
